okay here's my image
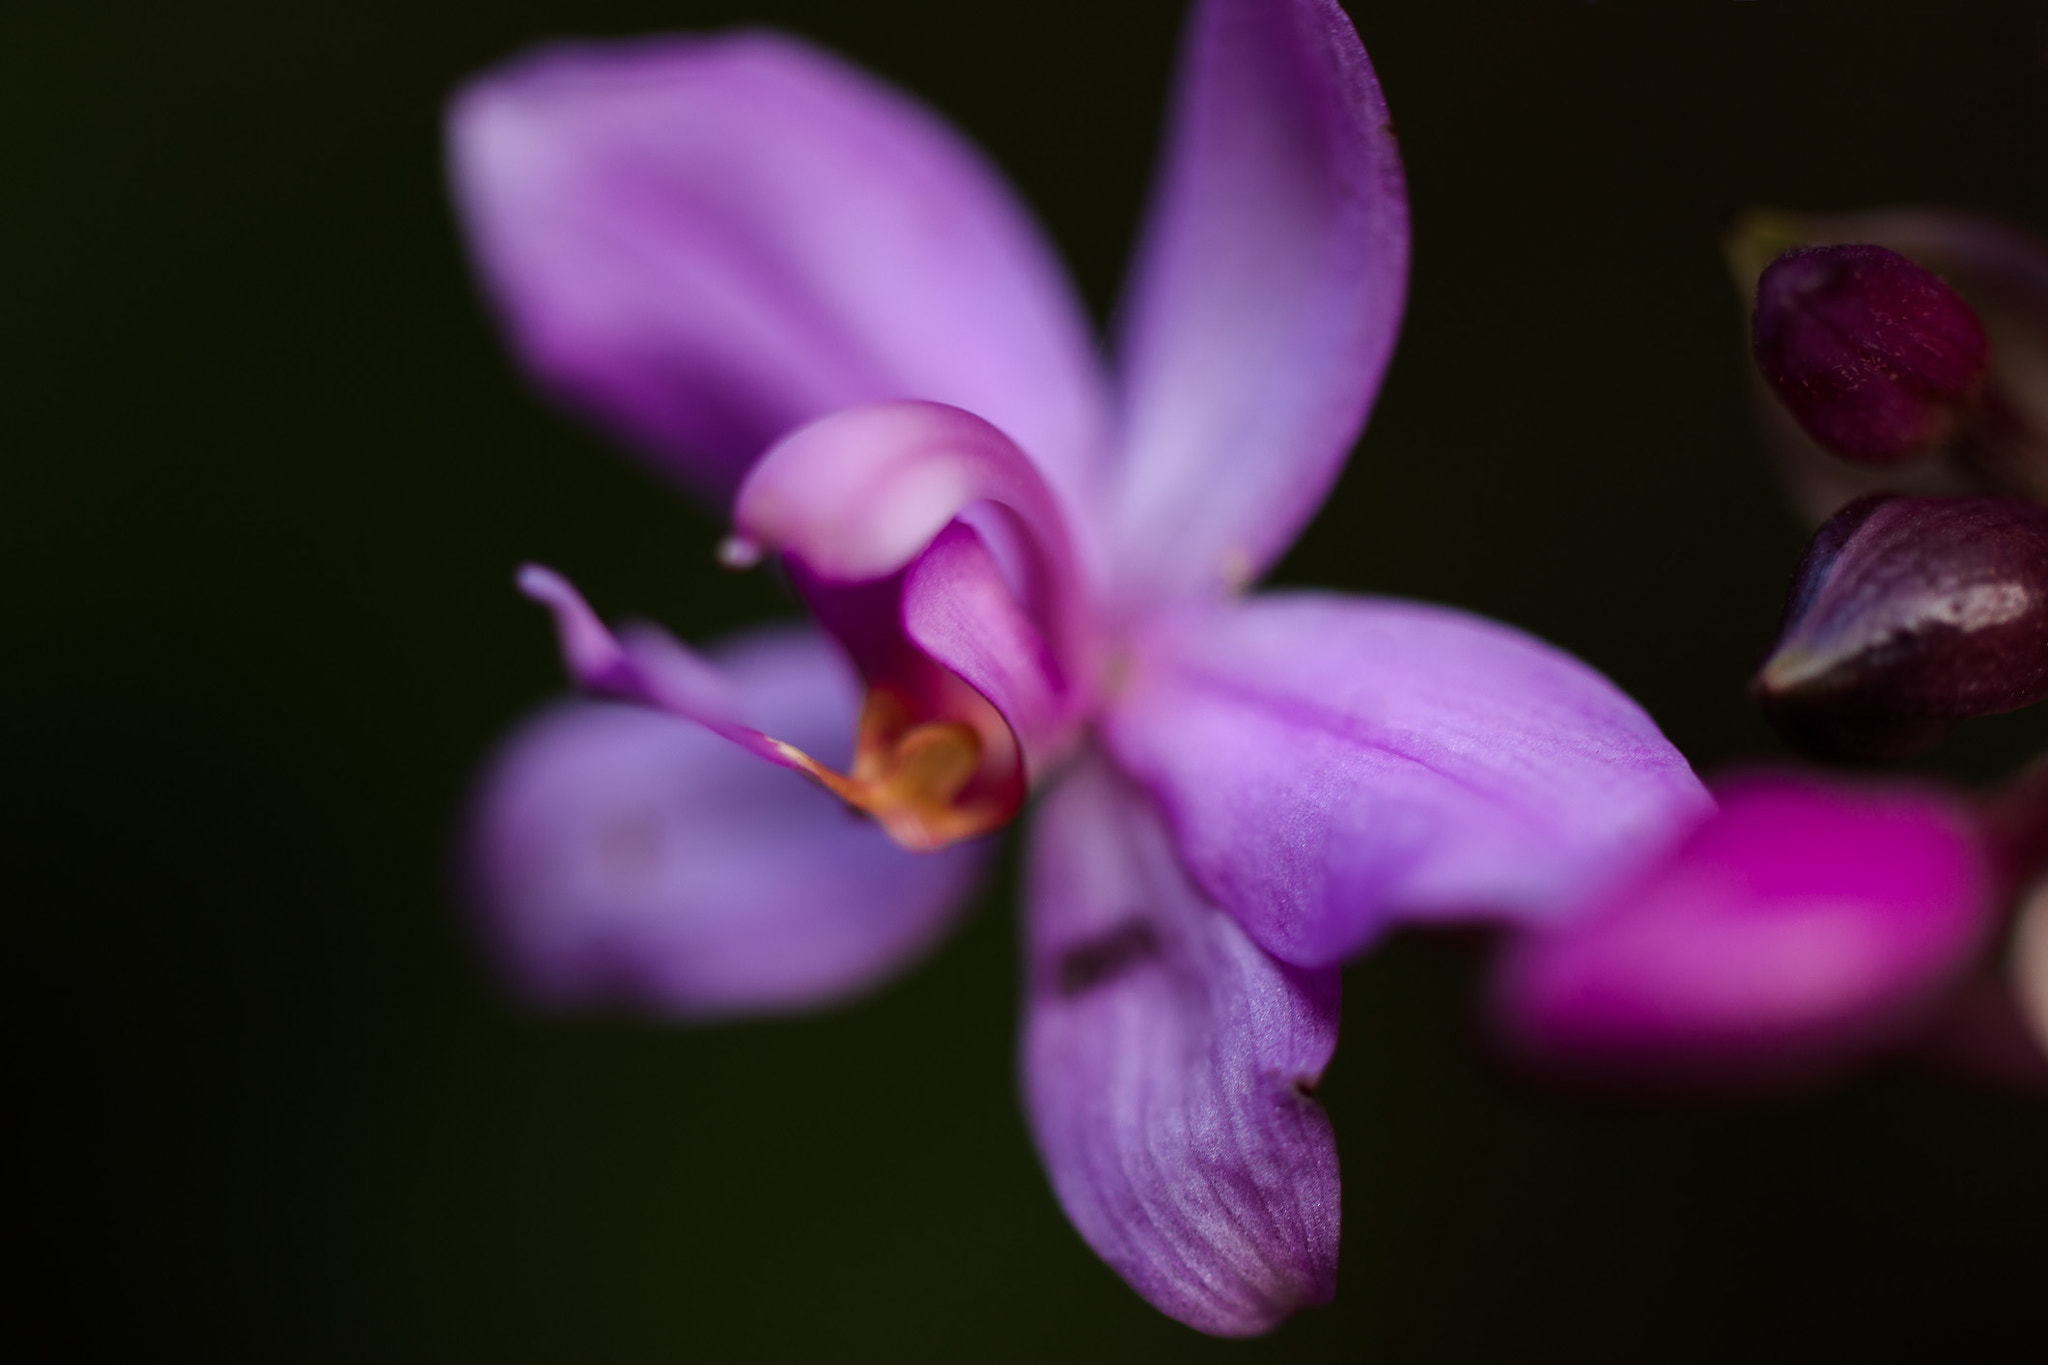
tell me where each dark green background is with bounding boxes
[10,1,2048,1358]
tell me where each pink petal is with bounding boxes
[466,623,986,1016]
[1022,754,1340,1338]
[1492,773,1995,1084]
[447,32,1107,510]
[1103,0,1408,610]
[1100,593,1709,968]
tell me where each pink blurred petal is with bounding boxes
[467,624,987,1016]
[1022,755,1340,1337]
[447,32,1107,509]
[1493,773,1995,1084]
[1101,593,1708,968]
[1104,0,1408,610]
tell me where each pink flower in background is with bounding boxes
[1493,772,1999,1087]
[450,0,1705,1334]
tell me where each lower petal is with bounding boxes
[1101,592,1711,968]
[466,624,987,1016]
[1021,753,1340,1338]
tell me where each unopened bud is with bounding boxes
[1752,245,1989,466]
[1755,494,2048,760]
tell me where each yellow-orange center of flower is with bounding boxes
[769,688,1012,851]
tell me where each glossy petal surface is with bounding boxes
[1106,0,1408,609]
[467,624,986,1015]
[448,33,1106,508]
[1022,756,1340,1337]
[1102,594,1709,967]
[1494,774,1993,1081]
[1756,493,2048,759]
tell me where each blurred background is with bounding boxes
[9,0,2048,1358]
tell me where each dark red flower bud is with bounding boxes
[1752,245,1989,466]
[1754,494,2048,761]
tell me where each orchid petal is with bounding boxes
[448,33,1107,509]
[903,522,1072,779]
[466,624,987,1016]
[1100,594,1711,968]
[1104,0,1408,609]
[516,563,806,775]
[1492,774,1994,1082]
[1022,755,1340,1338]
[735,402,1079,611]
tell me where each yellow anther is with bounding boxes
[775,688,1014,851]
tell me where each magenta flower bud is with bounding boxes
[1752,244,1989,466]
[1755,494,2048,760]
[1491,773,1993,1088]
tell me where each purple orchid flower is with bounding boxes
[451,0,1707,1335]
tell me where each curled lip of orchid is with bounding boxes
[450,0,1707,1336]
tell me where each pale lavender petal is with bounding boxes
[1022,754,1340,1338]
[467,624,986,1015]
[1493,774,1994,1082]
[1103,0,1408,610]
[1100,594,1711,968]
[448,33,1108,509]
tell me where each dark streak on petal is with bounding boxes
[1057,919,1162,997]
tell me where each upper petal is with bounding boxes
[1099,593,1711,968]
[1491,773,1995,1085]
[466,623,987,1016]
[447,32,1108,510]
[1102,0,1408,611]
[1022,753,1340,1338]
